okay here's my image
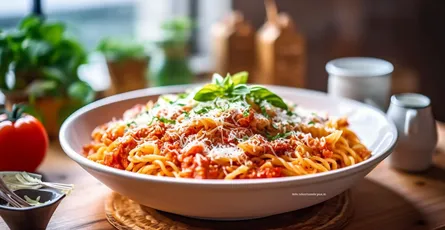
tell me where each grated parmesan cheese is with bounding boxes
[207,146,246,161]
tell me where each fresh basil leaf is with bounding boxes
[40,23,64,45]
[158,117,176,124]
[213,98,221,109]
[6,30,26,44]
[263,94,288,110]
[177,93,188,99]
[249,86,269,98]
[231,71,248,85]
[0,14,95,128]
[126,121,137,127]
[211,73,224,86]
[228,95,243,103]
[161,16,193,31]
[250,86,288,110]
[260,105,269,118]
[269,131,293,141]
[67,81,95,104]
[0,48,11,89]
[193,73,287,111]
[183,111,190,119]
[96,37,147,62]
[23,39,52,65]
[55,38,87,76]
[249,86,271,97]
[232,84,250,95]
[148,116,157,125]
[41,67,66,83]
[26,80,58,97]
[0,35,6,46]
[193,84,222,101]
[243,109,250,117]
[19,16,42,32]
[308,121,315,125]
[195,106,211,114]
[222,74,233,89]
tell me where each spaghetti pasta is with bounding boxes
[83,72,371,180]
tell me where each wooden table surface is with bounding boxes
[1,124,445,230]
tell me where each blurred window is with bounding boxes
[0,0,231,96]
[0,0,137,51]
[0,0,231,53]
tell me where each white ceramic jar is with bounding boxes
[387,93,437,172]
[326,57,394,110]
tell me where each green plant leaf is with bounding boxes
[193,84,223,101]
[67,81,95,104]
[26,80,59,97]
[41,67,66,83]
[0,47,11,89]
[249,86,288,110]
[232,84,250,95]
[161,17,193,31]
[55,38,87,77]
[23,39,52,65]
[6,30,26,44]
[211,73,224,86]
[40,23,64,45]
[268,131,293,141]
[0,15,94,103]
[19,16,42,32]
[96,37,147,62]
[193,72,288,111]
[222,75,233,89]
[231,71,248,85]
[157,117,176,124]
[160,17,193,44]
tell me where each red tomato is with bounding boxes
[0,105,48,172]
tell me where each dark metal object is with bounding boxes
[32,0,44,16]
[0,189,65,230]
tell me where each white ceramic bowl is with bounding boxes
[60,85,397,220]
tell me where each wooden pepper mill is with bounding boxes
[211,11,256,81]
[256,0,307,88]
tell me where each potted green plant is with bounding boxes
[96,38,149,96]
[149,17,194,86]
[0,15,95,137]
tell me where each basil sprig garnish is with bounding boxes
[268,131,293,141]
[158,117,176,124]
[193,71,288,110]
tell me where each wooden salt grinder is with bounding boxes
[256,0,307,88]
[211,11,256,81]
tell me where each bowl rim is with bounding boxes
[59,84,398,187]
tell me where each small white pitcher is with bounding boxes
[387,93,437,172]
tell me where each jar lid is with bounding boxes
[326,57,394,77]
